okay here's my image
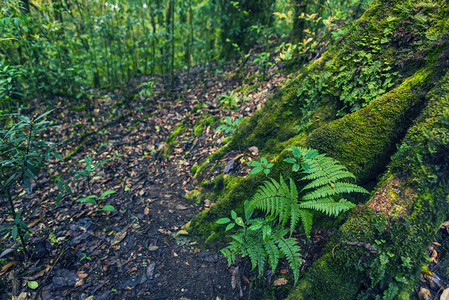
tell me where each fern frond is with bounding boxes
[264,239,280,272]
[246,237,266,276]
[298,198,356,216]
[303,182,368,200]
[302,170,355,190]
[277,237,302,284]
[231,234,245,245]
[250,176,297,226]
[298,209,313,238]
[220,247,236,266]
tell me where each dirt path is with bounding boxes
[1,61,289,299]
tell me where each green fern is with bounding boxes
[217,208,303,284]
[218,147,368,287]
[251,176,303,236]
[276,234,302,284]
[252,147,369,237]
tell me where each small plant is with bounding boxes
[133,80,155,100]
[246,157,273,176]
[283,146,318,173]
[217,201,302,283]
[253,52,274,80]
[80,252,92,261]
[217,146,368,285]
[219,91,239,110]
[75,190,116,212]
[215,117,243,135]
[0,110,62,257]
[72,155,116,187]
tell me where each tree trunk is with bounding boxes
[188,1,449,298]
[291,0,309,44]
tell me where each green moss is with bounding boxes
[244,74,262,84]
[233,84,258,94]
[307,67,434,183]
[191,165,198,175]
[70,103,86,112]
[193,115,217,137]
[193,124,203,136]
[185,189,201,205]
[189,173,265,242]
[167,122,187,143]
[192,102,205,113]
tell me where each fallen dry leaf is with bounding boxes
[23,269,46,280]
[430,249,438,262]
[77,271,89,279]
[0,261,19,275]
[111,231,127,245]
[75,278,85,287]
[273,278,288,286]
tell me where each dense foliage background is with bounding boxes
[0,0,370,113]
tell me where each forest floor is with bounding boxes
[0,56,310,300]
[2,53,449,300]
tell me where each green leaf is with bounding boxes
[215,125,227,132]
[283,158,296,164]
[305,150,318,159]
[261,157,268,164]
[225,223,235,231]
[57,179,64,190]
[249,166,264,175]
[262,225,272,242]
[216,218,231,224]
[301,162,311,173]
[15,209,23,223]
[4,173,15,187]
[99,190,116,200]
[244,200,254,220]
[292,164,300,172]
[101,205,115,211]
[235,217,244,227]
[248,221,263,231]
[231,210,237,220]
[27,281,39,289]
[52,151,63,161]
[12,225,18,241]
[76,197,97,205]
[55,193,63,206]
[235,118,243,125]
[291,146,302,158]
[0,225,14,232]
[34,109,54,122]
[246,161,261,167]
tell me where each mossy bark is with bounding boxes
[288,69,449,300]
[188,0,449,297]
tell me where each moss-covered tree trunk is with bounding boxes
[187,0,449,298]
